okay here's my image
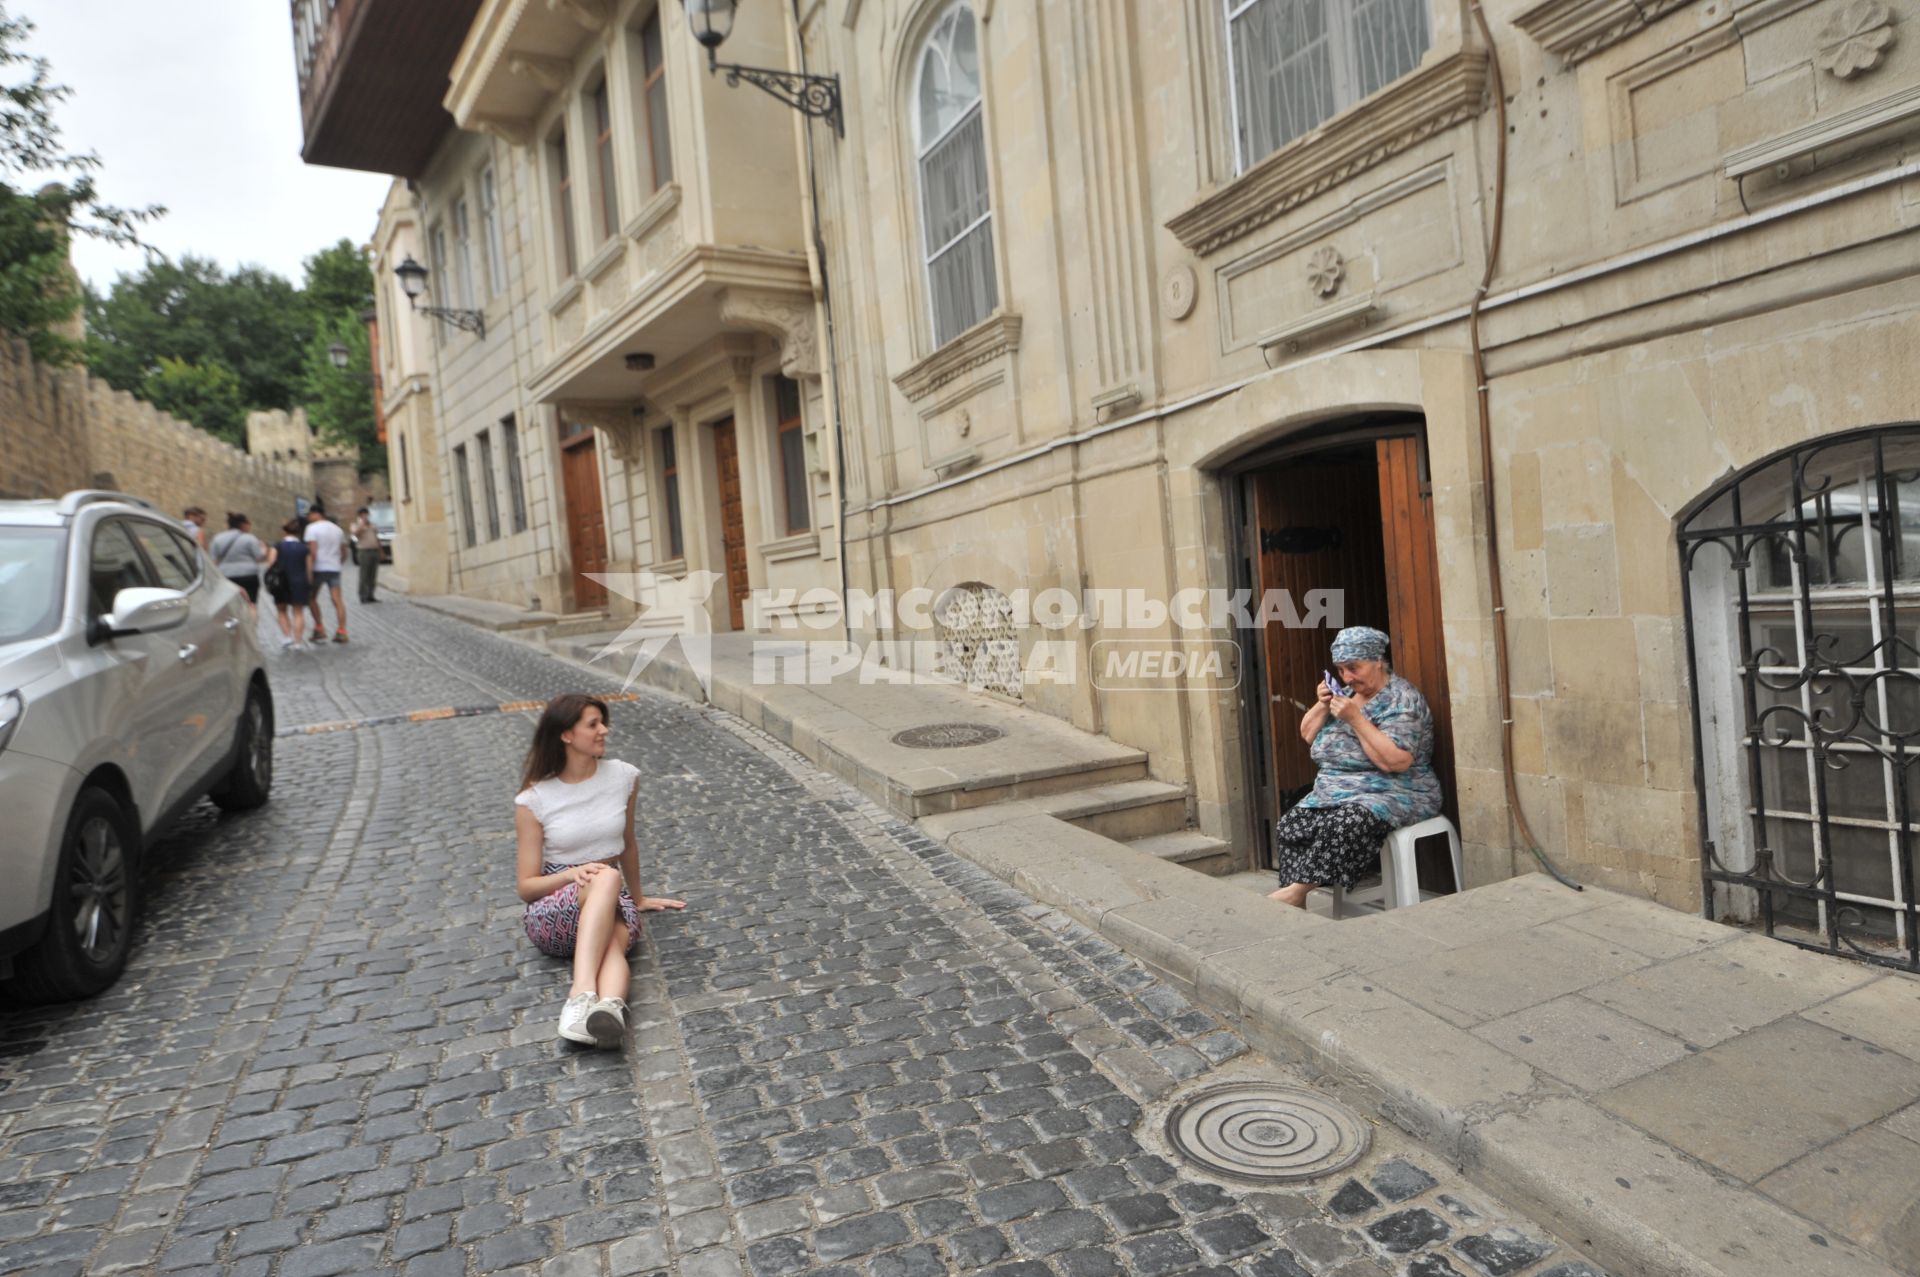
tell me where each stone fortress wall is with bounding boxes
[1,337,308,526]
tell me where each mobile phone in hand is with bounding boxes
[1324,670,1350,698]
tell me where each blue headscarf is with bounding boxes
[1330,625,1389,664]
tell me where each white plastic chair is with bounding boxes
[1331,815,1464,917]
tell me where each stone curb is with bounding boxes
[500,612,1901,1277]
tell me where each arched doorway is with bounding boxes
[1681,424,1920,972]
[1232,416,1459,892]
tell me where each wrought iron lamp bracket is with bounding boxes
[706,51,843,137]
[409,299,486,339]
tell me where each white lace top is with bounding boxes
[514,759,640,867]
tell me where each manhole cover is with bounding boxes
[1165,1083,1370,1183]
[890,722,1006,749]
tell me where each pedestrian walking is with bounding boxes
[180,506,208,551]
[514,694,685,1048]
[350,506,382,604]
[303,505,350,643]
[266,518,312,650]
[208,512,273,618]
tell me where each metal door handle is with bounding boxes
[225,617,241,630]
[177,644,199,661]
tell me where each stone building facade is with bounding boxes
[0,337,307,523]
[790,0,1920,950]
[302,0,1920,949]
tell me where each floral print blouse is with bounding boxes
[1298,674,1443,827]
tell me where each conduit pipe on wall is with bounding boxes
[1466,0,1581,891]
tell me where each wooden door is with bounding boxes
[1377,437,1458,885]
[1252,451,1393,815]
[712,418,749,630]
[560,433,609,610]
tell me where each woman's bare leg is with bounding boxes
[595,923,632,1002]
[570,875,623,997]
[1268,882,1316,908]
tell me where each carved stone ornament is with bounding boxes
[1307,247,1345,299]
[1816,0,1896,79]
[559,401,645,464]
[717,289,819,378]
[1162,264,1198,320]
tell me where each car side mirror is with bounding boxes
[92,587,190,643]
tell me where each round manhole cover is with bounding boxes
[1165,1083,1370,1183]
[890,722,1006,749]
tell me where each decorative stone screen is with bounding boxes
[933,581,1023,699]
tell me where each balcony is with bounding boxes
[294,0,484,176]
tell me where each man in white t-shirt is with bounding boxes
[304,506,350,643]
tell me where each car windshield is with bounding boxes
[0,527,68,644]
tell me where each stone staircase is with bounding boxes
[1028,779,1236,877]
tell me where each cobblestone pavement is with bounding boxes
[0,589,1604,1277]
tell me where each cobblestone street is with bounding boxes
[0,593,1603,1277]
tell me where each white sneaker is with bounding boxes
[586,997,627,1048]
[557,992,597,1045]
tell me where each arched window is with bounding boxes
[914,5,996,348]
[1681,425,1920,971]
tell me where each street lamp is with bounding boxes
[679,0,842,138]
[392,255,486,338]
[327,341,350,370]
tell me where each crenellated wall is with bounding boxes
[0,337,308,526]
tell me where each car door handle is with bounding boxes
[225,617,241,630]
[177,644,199,661]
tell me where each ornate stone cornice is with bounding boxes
[892,312,1023,403]
[1514,0,1699,64]
[718,288,820,378]
[1166,51,1489,258]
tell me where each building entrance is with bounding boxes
[711,417,750,631]
[1240,425,1458,890]
[559,426,608,610]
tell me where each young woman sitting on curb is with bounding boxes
[514,694,686,1047]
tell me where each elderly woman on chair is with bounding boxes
[1270,626,1442,909]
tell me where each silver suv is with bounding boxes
[0,491,274,1002]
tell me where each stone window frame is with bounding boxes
[629,4,674,195]
[588,67,622,246]
[478,164,507,299]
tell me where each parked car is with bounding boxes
[368,500,395,563]
[0,491,274,1002]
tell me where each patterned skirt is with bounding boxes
[524,863,642,959]
[1272,803,1394,890]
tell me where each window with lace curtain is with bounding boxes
[1225,0,1430,171]
[915,5,996,349]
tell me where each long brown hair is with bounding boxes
[518,693,611,791]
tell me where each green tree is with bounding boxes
[302,238,372,321]
[300,311,384,473]
[140,356,246,446]
[85,257,309,411]
[0,3,161,362]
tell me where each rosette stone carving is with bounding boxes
[1816,1,1896,79]
[1307,247,1345,299]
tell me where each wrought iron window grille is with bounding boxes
[1680,423,1920,973]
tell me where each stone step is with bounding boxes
[1127,829,1236,876]
[1031,779,1190,840]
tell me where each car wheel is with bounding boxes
[213,685,273,811]
[6,788,139,1003]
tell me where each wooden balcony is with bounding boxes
[294,0,483,176]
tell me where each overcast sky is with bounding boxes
[20,0,393,291]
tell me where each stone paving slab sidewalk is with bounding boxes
[532,628,1920,1277]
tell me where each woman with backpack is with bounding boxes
[208,512,273,618]
[266,518,312,651]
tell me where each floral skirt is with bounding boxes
[524,863,642,959]
[1272,802,1394,890]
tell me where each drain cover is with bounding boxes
[1165,1083,1370,1183]
[890,722,1006,749]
